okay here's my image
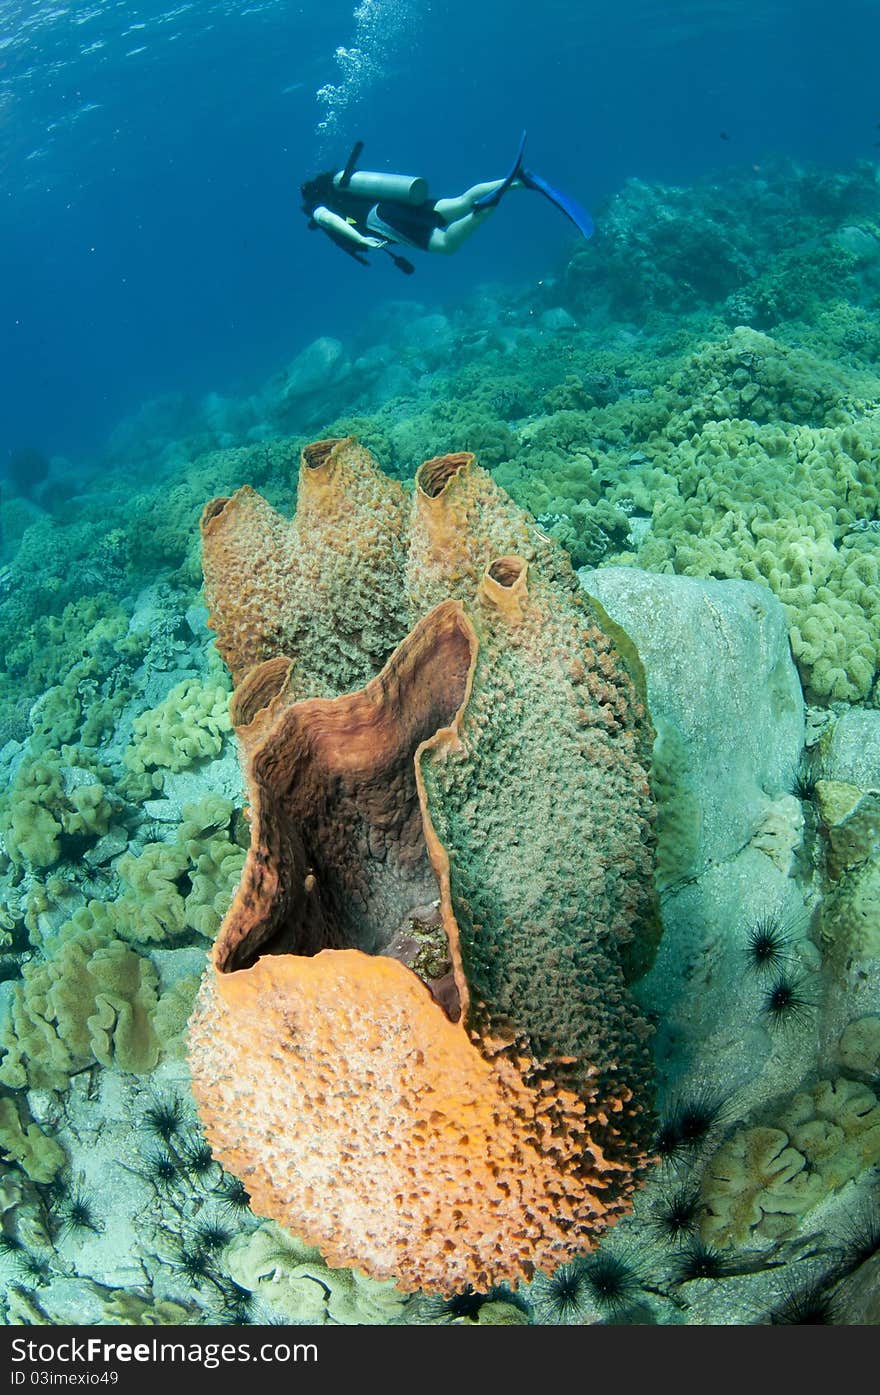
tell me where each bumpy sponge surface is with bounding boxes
[189,438,660,1294]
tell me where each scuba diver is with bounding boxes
[300,132,593,274]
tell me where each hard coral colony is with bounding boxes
[187,436,661,1294]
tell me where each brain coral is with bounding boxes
[188,437,660,1295]
[699,1077,880,1246]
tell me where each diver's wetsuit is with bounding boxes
[311,180,446,249]
[301,170,446,271]
[365,197,447,249]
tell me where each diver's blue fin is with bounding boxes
[520,166,594,239]
[473,130,528,210]
[472,133,594,238]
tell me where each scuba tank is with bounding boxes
[334,140,428,205]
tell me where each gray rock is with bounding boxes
[539,306,577,331]
[819,708,880,792]
[835,225,880,261]
[0,738,23,774]
[185,599,210,639]
[374,363,417,399]
[13,1278,109,1326]
[401,312,454,352]
[161,748,244,812]
[353,343,396,379]
[581,565,805,872]
[580,566,816,1105]
[282,335,349,399]
[140,666,200,708]
[84,825,131,867]
[840,1251,880,1324]
[636,844,817,1097]
[59,762,106,798]
[142,798,182,824]
[151,943,211,992]
[0,979,14,1023]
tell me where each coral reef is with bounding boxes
[2,156,880,1326]
[699,1078,880,1246]
[0,919,165,1091]
[189,437,660,1295]
[111,798,247,946]
[1,752,119,869]
[123,679,232,787]
[225,1222,408,1324]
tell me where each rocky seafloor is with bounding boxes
[0,157,879,1325]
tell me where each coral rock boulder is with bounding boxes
[188,437,661,1294]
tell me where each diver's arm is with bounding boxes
[312,205,384,249]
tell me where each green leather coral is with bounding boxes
[699,1077,880,1245]
[838,1015,880,1075]
[99,1295,195,1325]
[0,1096,66,1183]
[632,410,880,701]
[0,752,117,868]
[824,858,880,963]
[816,785,880,962]
[113,843,192,941]
[123,677,232,785]
[0,920,161,1091]
[783,1078,880,1185]
[225,1223,408,1325]
[699,1124,821,1245]
[113,797,246,944]
[151,975,202,1059]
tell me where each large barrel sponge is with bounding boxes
[188,438,661,1295]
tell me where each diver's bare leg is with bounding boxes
[427,207,494,253]
[433,179,510,222]
[430,178,524,254]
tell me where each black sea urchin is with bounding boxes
[745,913,792,974]
[650,1183,704,1244]
[530,1259,593,1323]
[767,1276,839,1325]
[654,1087,728,1162]
[581,1251,643,1316]
[669,1239,736,1284]
[142,1092,185,1145]
[761,973,814,1030]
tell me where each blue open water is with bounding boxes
[2,0,879,459]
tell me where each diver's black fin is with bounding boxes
[385,249,415,275]
[519,167,594,239]
[473,130,528,210]
[339,140,364,187]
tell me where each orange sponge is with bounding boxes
[189,439,660,1294]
